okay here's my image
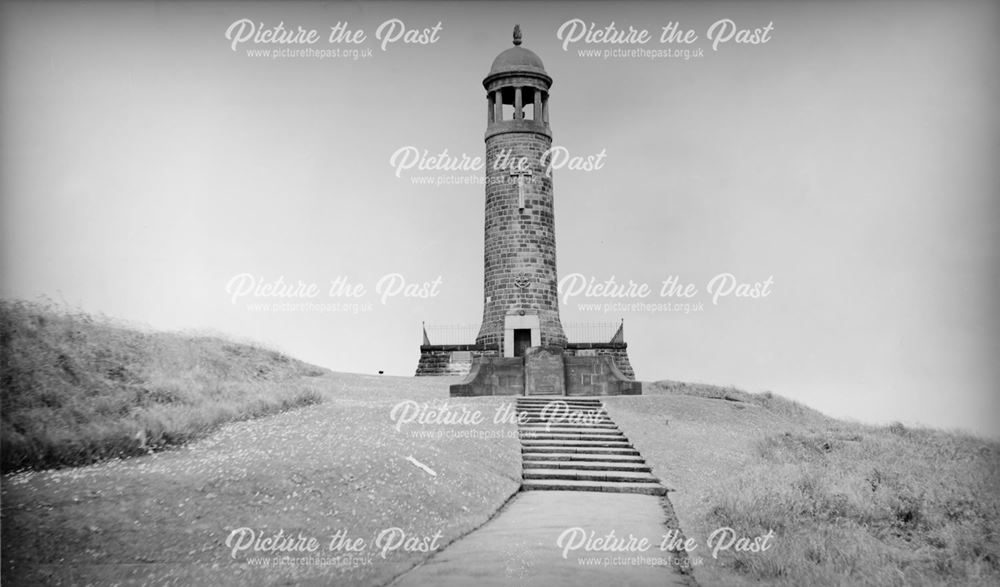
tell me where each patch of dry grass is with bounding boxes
[648,380,829,427]
[1,299,327,471]
[609,381,1000,587]
[708,424,1000,586]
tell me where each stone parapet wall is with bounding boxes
[449,357,525,397]
[564,355,641,396]
[565,343,635,380]
[414,345,498,377]
[416,342,635,380]
[448,353,641,397]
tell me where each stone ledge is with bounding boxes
[565,342,628,350]
[419,344,485,352]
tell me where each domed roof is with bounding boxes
[488,25,548,76]
[490,46,546,74]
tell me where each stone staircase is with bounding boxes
[516,397,668,496]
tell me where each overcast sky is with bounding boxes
[1,1,997,437]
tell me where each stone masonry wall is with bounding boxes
[565,343,635,380]
[415,345,499,376]
[475,129,566,349]
[417,343,634,381]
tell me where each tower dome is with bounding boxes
[484,25,551,85]
[482,25,553,141]
[489,46,546,75]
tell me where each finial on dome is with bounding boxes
[513,25,522,46]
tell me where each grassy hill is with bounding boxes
[610,381,1000,587]
[2,301,998,585]
[0,300,328,471]
[1,302,521,585]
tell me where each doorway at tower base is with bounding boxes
[449,346,641,397]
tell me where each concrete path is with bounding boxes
[391,491,695,586]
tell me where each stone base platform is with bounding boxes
[418,342,635,380]
[450,346,641,397]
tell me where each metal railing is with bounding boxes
[422,323,480,345]
[563,322,621,344]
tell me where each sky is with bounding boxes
[1,1,998,437]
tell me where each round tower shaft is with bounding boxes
[476,25,567,355]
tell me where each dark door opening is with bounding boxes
[513,329,532,357]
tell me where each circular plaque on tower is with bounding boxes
[513,273,532,289]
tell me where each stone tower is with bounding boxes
[475,25,567,356]
[418,25,638,395]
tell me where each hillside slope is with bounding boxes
[608,381,1000,587]
[2,374,521,586]
[0,300,327,471]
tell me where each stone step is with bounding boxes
[521,452,646,462]
[517,418,614,426]
[522,460,651,472]
[517,417,614,425]
[521,432,628,446]
[521,439,631,448]
[515,400,605,405]
[516,407,608,412]
[522,446,640,456]
[517,395,601,404]
[515,403,606,409]
[521,428,622,434]
[518,423,620,431]
[521,479,667,496]
[515,401,605,406]
[523,468,661,483]
[516,406,605,412]
[519,426,624,434]
[515,403,604,409]
[515,406,608,411]
[518,422,613,428]
[517,409,606,413]
[518,427,623,435]
[516,409,606,413]
[515,414,611,421]
[519,434,628,444]
[516,398,602,402]
[518,415,615,422]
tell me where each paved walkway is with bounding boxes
[392,491,695,587]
